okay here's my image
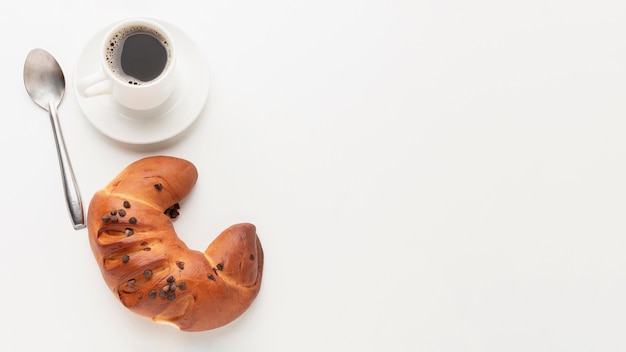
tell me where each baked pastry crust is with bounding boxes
[87,156,263,331]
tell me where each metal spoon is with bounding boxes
[24,48,85,230]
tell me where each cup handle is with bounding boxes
[77,69,113,97]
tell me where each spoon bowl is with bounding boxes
[24,48,85,230]
[24,49,65,110]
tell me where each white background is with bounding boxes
[2,1,626,351]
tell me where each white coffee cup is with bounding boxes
[77,18,177,111]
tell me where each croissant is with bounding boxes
[87,156,263,332]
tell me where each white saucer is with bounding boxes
[73,19,209,145]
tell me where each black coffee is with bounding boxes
[121,33,167,82]
[106,25,171,85]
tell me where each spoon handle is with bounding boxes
[48,101,85,230]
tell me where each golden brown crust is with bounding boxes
[87,156,263,331]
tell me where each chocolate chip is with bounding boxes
[125,228,134,237]
[148,290,157,298]
[154,183,163,191]
[102,215,111,222]
[143,270,152,279]
[178,282,186,290]
[122,255,129,263]
[176,261,185,270]
[167,276,175,283]
[249,254,255,261]
[207,274,216,281]
[164,203,181,219]
[110,209,117,216]
[123,200,131,208]
[216,263,224,271]
[118,209,126,217]
[127,279,136,287]
[129,217,137,224]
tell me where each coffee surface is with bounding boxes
[121,33,168,82]
[105,25,171,85]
